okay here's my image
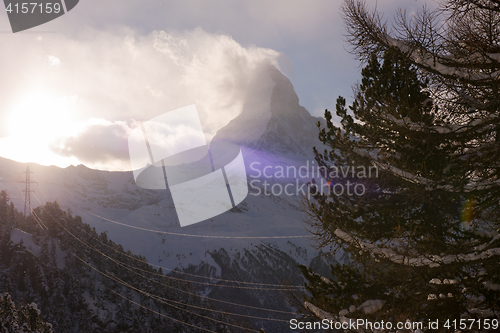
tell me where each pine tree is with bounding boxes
[0,292,18,331]
[0,293,53,333]
[299,0,500,328]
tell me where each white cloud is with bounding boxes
[0,0,436,170]
[0,27,280,169]
[49,119,135,170]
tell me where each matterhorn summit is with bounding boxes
[214,65,325,157]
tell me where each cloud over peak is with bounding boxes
[2,27,281,169]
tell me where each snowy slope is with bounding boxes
[0,65,339,330]
[0,65,331,267]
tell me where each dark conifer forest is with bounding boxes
[0,190,247,332]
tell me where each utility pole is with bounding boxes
[20,166,37,217]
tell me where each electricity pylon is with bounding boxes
[20,166,37,217]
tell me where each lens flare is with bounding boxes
[460,197,476,229]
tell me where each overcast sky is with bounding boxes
[0,0,434,170]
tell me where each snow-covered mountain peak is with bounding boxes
[214,65,325,158]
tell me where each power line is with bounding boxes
[79,256,221,333]
[31,175,49,203]
[75,255,269,332]
[32,177,309,240]
[100,262,288,325]
[105,288,217,333]
[37,202,297,315]
[31,181,302,315]
[96,243,296,291]
[59,212,295,292]
[97,258,293,322]
[35,194,304,291]
[30,207,48,230]
[74,221,304,289]
[87,211,310,239]
[0,180,21,199]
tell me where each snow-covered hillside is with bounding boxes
[0,65,340,331]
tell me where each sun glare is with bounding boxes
[6,92,76,140]
[0,91,80,167]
